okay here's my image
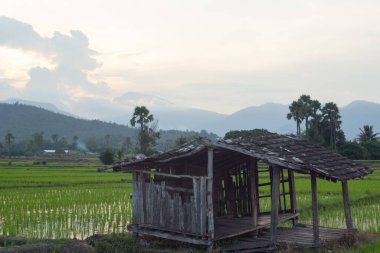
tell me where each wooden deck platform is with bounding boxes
[260,224,356,247]
[220,224,356,252]
[215,213,299,240]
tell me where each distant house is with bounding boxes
[114,135,372,252]
[43,150,69,154]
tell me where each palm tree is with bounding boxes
[130,106,155,154]
[307,99,322,140]
[358,125,379,143]
[287,100,304,136]
[322,102,341,150]
[299,95,313,132]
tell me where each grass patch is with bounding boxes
[86,233,142,253]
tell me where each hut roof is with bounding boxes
[114,135,373,182]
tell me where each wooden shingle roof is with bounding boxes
[114,135,373,182]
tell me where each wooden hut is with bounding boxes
[113,135,372,252]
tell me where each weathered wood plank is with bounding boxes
[288,170,297,212]
[132,172,138,225]
[128,224,210,245]
[207,148,215,251]
[159,181,165,227]
[311,172,319,246]
[269,166,280,248]
[131,169,204,180]
[193,178,199,234]
[200,176,207,236]
[138,174,144,224]
[342,180,353,229]
[249,159,258,228]
[190,196,196,233]
[281,169,287,211]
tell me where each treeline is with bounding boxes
[0,128,218,157]
[286,95,380,160]
[0,104,218,159]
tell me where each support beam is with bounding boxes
[342,181,353,229]
[311,172,319,246]
[207,148,214,253]
[249,158,258,229]
[288,170,298,226]
[269,166,280,249]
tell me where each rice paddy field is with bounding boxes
[0,157,132,239]
[0,157,379,241]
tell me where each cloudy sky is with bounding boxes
[0,0,380,115]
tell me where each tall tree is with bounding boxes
[287,100,304,136]
[299,95,313,132]
[4,132,15,159]
[130,106,159,154]
[322,102,341,150]
[51,134,59,148]
[306,99,322,142]
[358,125,379,143]
[32,132,45,153]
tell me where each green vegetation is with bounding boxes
[99,149,115,165]
[130,106,160,155]
[0,103,218,156]
[224,129,274,139]
[86,233,142,253]
[286,95,380,160]
[0,158,132,239]
[287,94,344,149]
[0,158,379,252]
[340,238,380,253]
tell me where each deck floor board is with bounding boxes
[215,213,298,240]
[221,224,354,252]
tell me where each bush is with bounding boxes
[224,129,274,139]
[362,141,380,160]
[99,149,115,165]
[86,233,142,253]
[339,142,368,160]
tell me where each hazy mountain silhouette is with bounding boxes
[340,100,380,140]
[2,99,75,117]
[2,95,379,141]
[0,103,136,141]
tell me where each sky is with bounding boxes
[0,0,380,116]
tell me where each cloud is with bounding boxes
[0,82,17,99]
[0,16,47,52]
[0,16,109,105]
[51,30,99,71]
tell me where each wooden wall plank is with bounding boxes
[132,172,138,225]
[200,176,207,236]
[250,158,258,228]
[207,148,215,245]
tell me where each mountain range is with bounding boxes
[2,94,380,140]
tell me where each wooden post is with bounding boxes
[311,172,319,246]
[281,169,286,211]
[269,165,280,249]
[342,180,353,229]
[249,158,258,230]
[207,148,214,253]
[288,170,298,225]
[132,171,139,239]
